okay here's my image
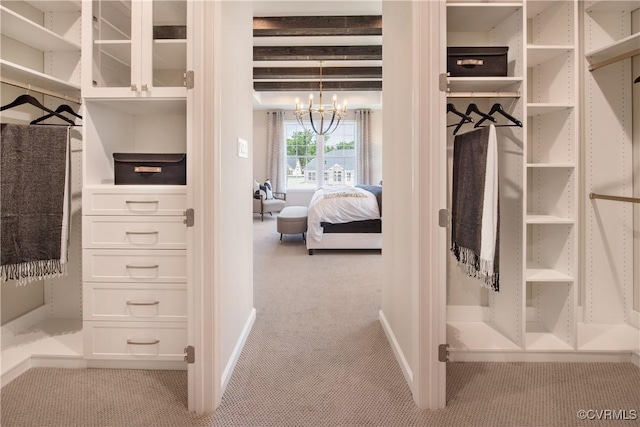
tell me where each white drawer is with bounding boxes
[83,186,186,216]
[84,283,187,321]
[83,249,186,283]
[83,216,186,249]
[83,321,186,361]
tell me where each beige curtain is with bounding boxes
[266,111,286,193]
[356,109,373,184]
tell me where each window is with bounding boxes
[285,120,356,189]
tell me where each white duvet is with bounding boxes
[307,186,381,242]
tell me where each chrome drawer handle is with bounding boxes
[126,264,159,269]
[126,300,160,306]
[125,230,159,235]
[127,339,160,345]
[125,200,159,204]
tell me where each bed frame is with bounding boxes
[306,232,382,255]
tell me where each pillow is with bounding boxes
[253,180,260,193]
[263,180,273,199]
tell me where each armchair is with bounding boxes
[253,191,286,221]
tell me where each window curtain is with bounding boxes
[355,109,373,185]
[266,111,286,193]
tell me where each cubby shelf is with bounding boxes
[585,33,640,71]
[526,162,575,168]
[0,6,80,52]
[447,3,522,32]
[448,77,523,93]
[447,322,522,350]
[526,215,574,224]
[527,45,574,67]
[525,328,573,350]
[578,323,640,351]
[585,1,639,12]
[525,269,574,282]
[527,103,574,116]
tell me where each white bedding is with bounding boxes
[307,186,381,242]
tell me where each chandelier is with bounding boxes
[294,61,347,136]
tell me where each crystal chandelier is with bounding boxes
[294,61,347,136]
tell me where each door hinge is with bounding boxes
[184,345,195,364]
[438,343,450,363]
[184,208,195,227]
[438,208,450,228]
[184,70,195,89]
[439,72,450,92]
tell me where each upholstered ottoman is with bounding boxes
[277,206,308,243]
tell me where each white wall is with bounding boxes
[219,1,255,373]
[380,0,414,382]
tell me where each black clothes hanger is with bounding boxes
[1,94,75,125]
[635,76,640,84]
[30,104,82,125]
[474,103,522,128]
[447,103,473,128]
[453,103,496,135]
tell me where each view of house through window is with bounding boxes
[285,120,356,189]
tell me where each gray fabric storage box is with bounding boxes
[447,46,509,77]
[113,153,186,185]
[153,26,187,39]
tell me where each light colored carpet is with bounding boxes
[1,215,639,426]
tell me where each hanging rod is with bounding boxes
[589,193,640,204]
[588,48,640,72]
[447,91,521,99]
[0,76,81,105]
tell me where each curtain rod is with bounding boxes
[0,77,81,105]
[589,192,640,204]
[447,91,521,99]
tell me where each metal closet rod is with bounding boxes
[447,91,521,99]
[589,193,640,204]
[0,77,81,105]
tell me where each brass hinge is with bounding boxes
[184,345,195,364]
[185,70,195,89]
[184,208,195,227]
[438,343,449,363]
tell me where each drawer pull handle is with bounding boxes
[134,166,161,173]
[127,339,160,345]
[457,59,483,66]
[126,300,160,306]
[125,200,159,204]
[125,230,160,235]
[126,264,159,269]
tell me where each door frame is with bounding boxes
[412,0,447,410]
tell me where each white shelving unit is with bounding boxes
[0,0,83,386]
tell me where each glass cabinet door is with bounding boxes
[90,0,135,92]
[147,0,188,94]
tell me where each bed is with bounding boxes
[306,184,382,255]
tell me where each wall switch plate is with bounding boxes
[237,138,248,158]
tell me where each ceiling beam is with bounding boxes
[254,46,382,61]
[253,16,382,37]
[253,67,382,80]
[253,81,382,92]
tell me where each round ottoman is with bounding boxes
[277,206,308,243]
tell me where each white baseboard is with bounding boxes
[450,349,635,363]
[632,351,640,368]
[86,360,186,370]
[379,310,413,387]
[221,308,256,394]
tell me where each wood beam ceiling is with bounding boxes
[253,15,382,94]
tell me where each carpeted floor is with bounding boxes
[1,216,639,426]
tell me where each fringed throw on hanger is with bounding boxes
[450,125,500,291]
[1,124,70,285]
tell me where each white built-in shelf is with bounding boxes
[526,0,556,17]
[525,327,573,350]
[578,323,640,351]
[527,103,574,116]
[525,268,574,282]
[85,98,186,115]
[24,0,81,12]
[0,59,81,92]
[448,77,522,92]
[526,215,574,225]
[527,162,575,168]
[585,33,640,71]
[96,17,131,40]
[0,6,81,52]
[447,322,522,350]
[153,40,187,69]
[527,45,573,67]
[95,40,132,66]
[585,1,640,12]
[447,3,522,32]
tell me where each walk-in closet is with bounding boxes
[445,0,639,364]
